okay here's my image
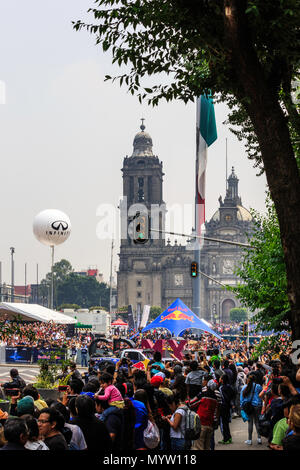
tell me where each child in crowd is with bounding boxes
[95,373,125,409]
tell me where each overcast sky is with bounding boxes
[0,1,268,287]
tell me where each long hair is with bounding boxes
[243,374,255,398]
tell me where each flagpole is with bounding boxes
[192,98,201,318]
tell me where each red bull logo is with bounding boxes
[160,309,194,323]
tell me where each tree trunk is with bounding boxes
[224,0,300,341]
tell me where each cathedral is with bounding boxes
[117,123,254,323]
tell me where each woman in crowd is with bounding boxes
[163,393,188,451]
[240,374,263,445]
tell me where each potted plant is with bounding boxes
[33,353,71,402]
[0,398,10,414]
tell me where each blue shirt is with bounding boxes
[240,383,263,408]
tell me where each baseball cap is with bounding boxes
[17,396,34,416]
[150,376,163,387]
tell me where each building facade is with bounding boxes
[117,124,253,323]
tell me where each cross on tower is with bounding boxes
[140,117,145,131]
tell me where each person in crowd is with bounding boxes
[240,374,263,445]
[23,414,49,450]
[0,417,29,451]
[269,398,294,450]
[9,394,38,418]
[192,377,219,450]
[235,366,246,417]
[61,378,84,407]
[148,351,165,377]
[22,385,47,411]
[133,389,153,450]
[212,360,224,384]
[218,374,234,445]
[2,368,26,392]
[96,372,125,409]
[163,393,188,451]
[282,403,300,451]
[185,360,205,400]
[80,343,88,367]
[71,395,112,451]
[69,362,84,383]
[95,397,124,451]
[37,407,69,450]
[127,387,148,450]
[50,401,87,450]
[159,370,173,397]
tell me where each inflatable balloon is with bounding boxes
[33,209,71,247]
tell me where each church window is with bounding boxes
[137,292,142,298]
[138,177,144,201]
[129,177,134,202]
[137,280,142,287]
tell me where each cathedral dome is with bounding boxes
[210,205,252,222]
[131,121,154,157]
[236,205,252,221]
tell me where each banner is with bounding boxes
[140,305,150,329]
[5,347,32,364]
[127,304,135,330]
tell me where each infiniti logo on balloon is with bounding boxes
[51,220,69,231]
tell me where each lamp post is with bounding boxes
[10,247,15,302]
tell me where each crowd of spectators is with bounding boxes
[0,340,299,452]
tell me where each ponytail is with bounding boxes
[243,375,255,398]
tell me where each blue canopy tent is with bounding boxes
[141,298,222,340]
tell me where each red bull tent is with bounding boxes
[141,298,222,339]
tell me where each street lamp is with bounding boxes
[10,247,15,302]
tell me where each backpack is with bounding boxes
[241,384,256,416]
[143,420,160,449]
[182,405,201,441]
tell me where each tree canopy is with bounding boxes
[233,201,290,333]
[229,307,248,323]
[37,259,110,310]
[74,0,300,339]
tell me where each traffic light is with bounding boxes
[191,262,198,277]
[133,213,149,244]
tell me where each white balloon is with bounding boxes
[33,209,71,247]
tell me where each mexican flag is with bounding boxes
[196,95,217,235]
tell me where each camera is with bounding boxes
[4,389,20,397]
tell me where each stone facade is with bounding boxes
[117,124,254,323]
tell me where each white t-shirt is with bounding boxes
[25,440,49,450]
[170,407,186,439]
[65,423,87,450]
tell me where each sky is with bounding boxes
[0,1,268,287]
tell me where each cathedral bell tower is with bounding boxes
[117,121,166,314]
[121,120,166,247]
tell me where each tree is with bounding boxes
[233,201,290,334]
[229,307,248,323]
[58,303,81,311]
[74,1,300,339]
[149,306,162,321]
[56,273,110,309]
[41,259,74,307]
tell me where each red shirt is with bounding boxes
[197,396,218,427]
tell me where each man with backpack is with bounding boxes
[191,377,219,450]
